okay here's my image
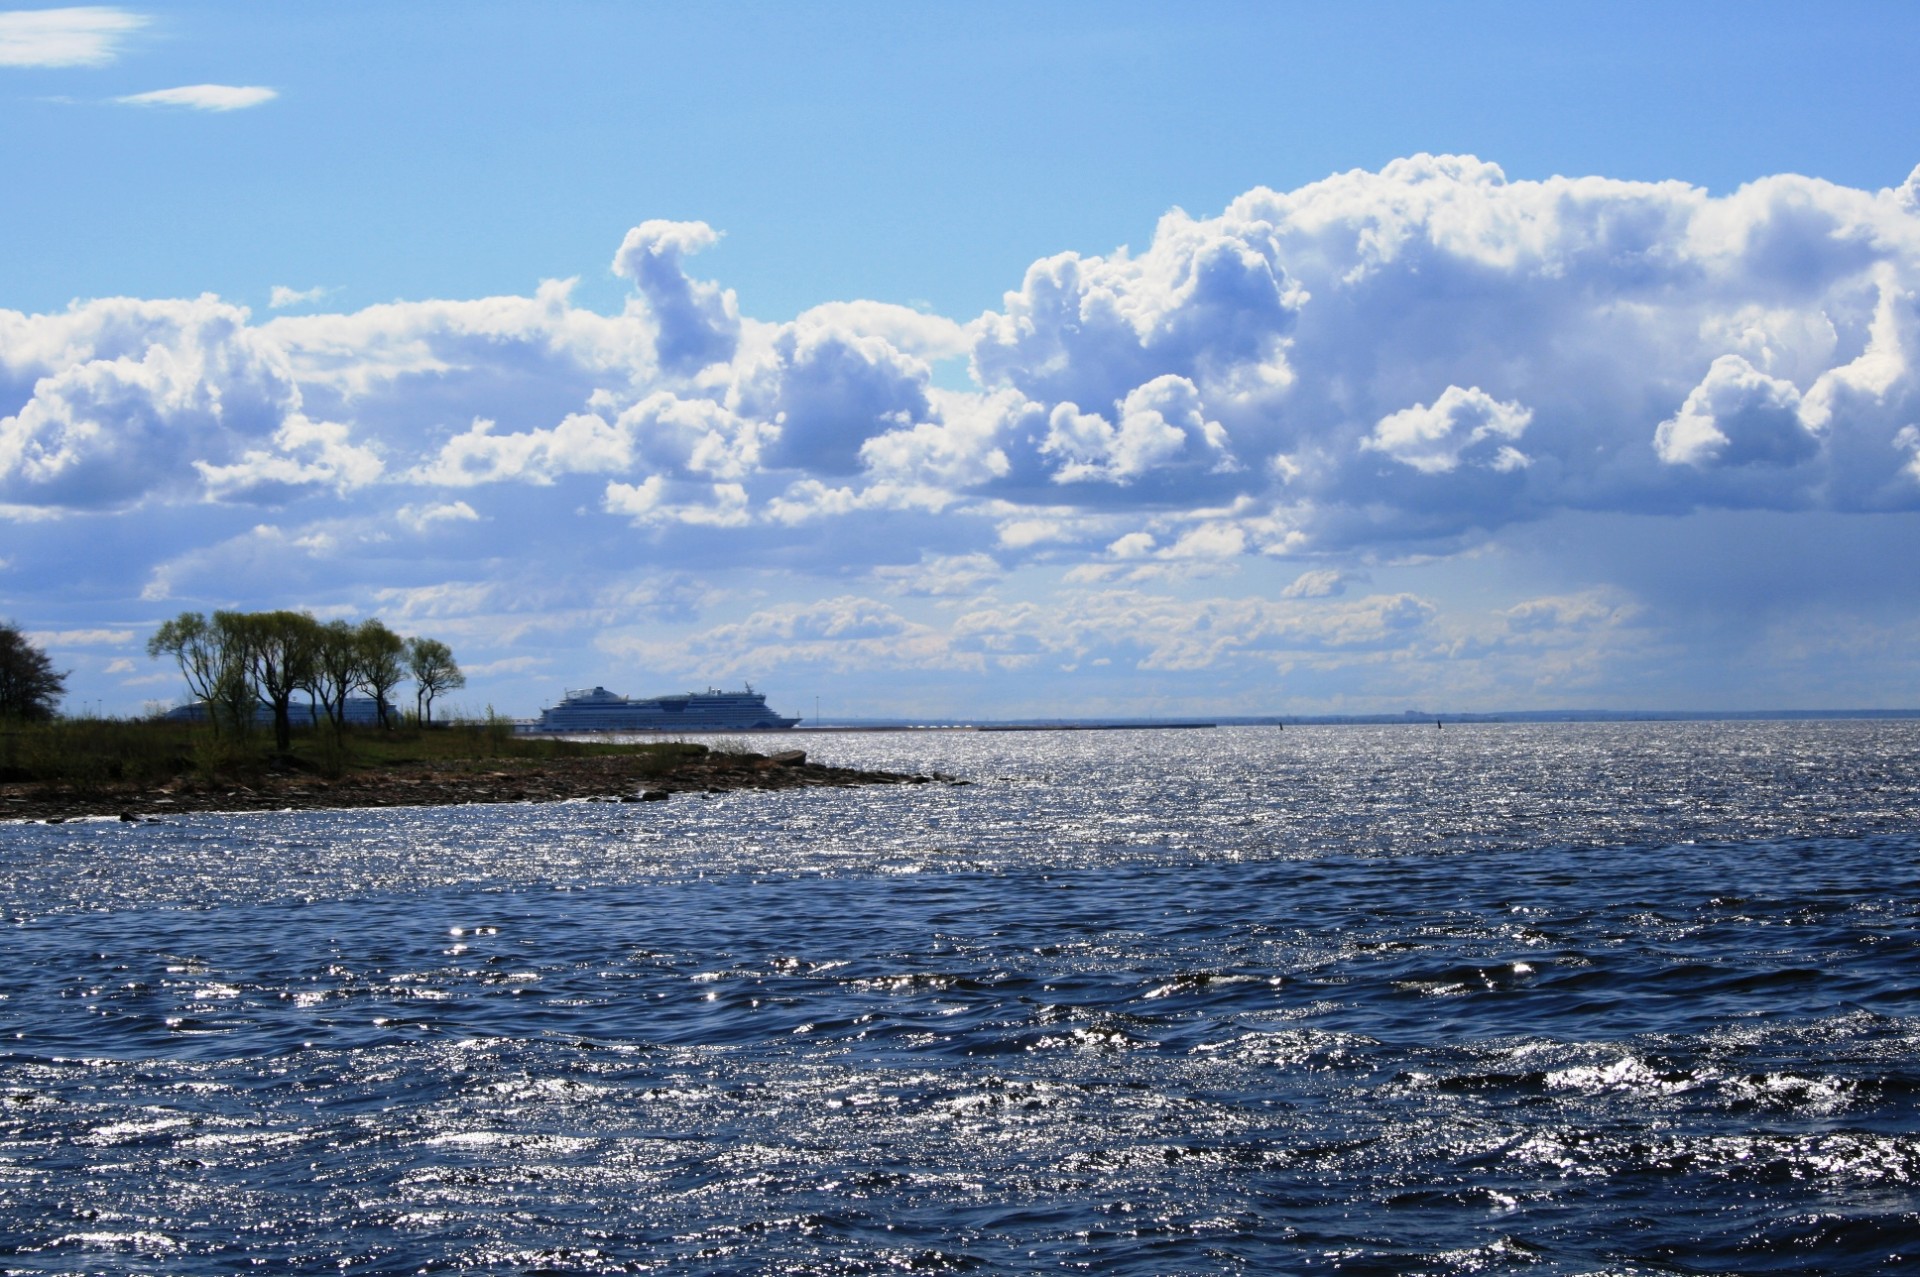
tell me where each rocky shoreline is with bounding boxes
[3,747,959,824]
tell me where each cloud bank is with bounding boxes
[6,155,1920,712]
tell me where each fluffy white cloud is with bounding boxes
[116,84,277,111]
[1,294,300,508]
[13,161,1914,548]
[396,500,480,532]
[1366,385,1531,475]
[1162,521,1247,559]
[858,387,1022,492]
[195,414,383,501]
[971,154,1920,540]
[413,412,636,487]
[610,220,739,374]
[1654,355,1813,470]
[12,159,1920,718]
[973,206,1303,420]
[263,277,653,405]
[796,301,968,362]
[749,313,936,475]
[1041,375,1236,486]
[0,6,143,67]
[603,477,750,527]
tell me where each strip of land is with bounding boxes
[2,730,953,824]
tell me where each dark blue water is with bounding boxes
[2,723,1917,1273]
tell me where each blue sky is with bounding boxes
[4,2,1920,719]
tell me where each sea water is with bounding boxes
[1,721,1916,1274]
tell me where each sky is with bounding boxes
[3,1,1919,721]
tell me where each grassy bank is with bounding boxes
[0,715,707,792]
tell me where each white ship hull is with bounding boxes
[533,685,800,733]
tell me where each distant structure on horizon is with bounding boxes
[161,696,395,727]
[530,684,801,733]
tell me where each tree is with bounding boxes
[232,610,322,752]
[407,636,464,725]
[0,622,65,722]
[306,619,361,733]
[148,611,249,736]
[353,620,407,729]
[207,614,259,738]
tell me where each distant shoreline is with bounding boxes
[756,710,1920,731]
[3,742,950,825]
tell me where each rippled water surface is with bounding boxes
[3,722,1917,1273]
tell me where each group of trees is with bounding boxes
[148,611,465,750]
[1,622,67,722]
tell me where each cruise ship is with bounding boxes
[531,684,801,733]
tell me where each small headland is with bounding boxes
[1,718,954,823]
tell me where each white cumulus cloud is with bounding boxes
[1655,354,1814,469]
[397,500,480,532]
[1,294,301,509]
[1366,386,1532,475]
[610,220,738,374]
[10,157,1920,718]
[1041,375,1233,485]
[195,415,383,502]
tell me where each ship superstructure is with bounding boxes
[533,684,800,732]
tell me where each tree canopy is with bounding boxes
[407,637,465,725]
[149,609,462,740]
[354,620,408,730]
[233,610,324,751]
[149,611,250,736]
[0,623,66,722]
[307,618,361,732]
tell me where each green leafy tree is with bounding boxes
[0,622,66,722]
[208,613,259,738]
[148,611,248,735]
[353,620,408,729]
[233,610,322,752]
[306,619,362,733]
[407,636,464,725]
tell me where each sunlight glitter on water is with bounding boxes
[2,722,1917,1273]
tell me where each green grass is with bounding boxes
[0,715,708,791]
